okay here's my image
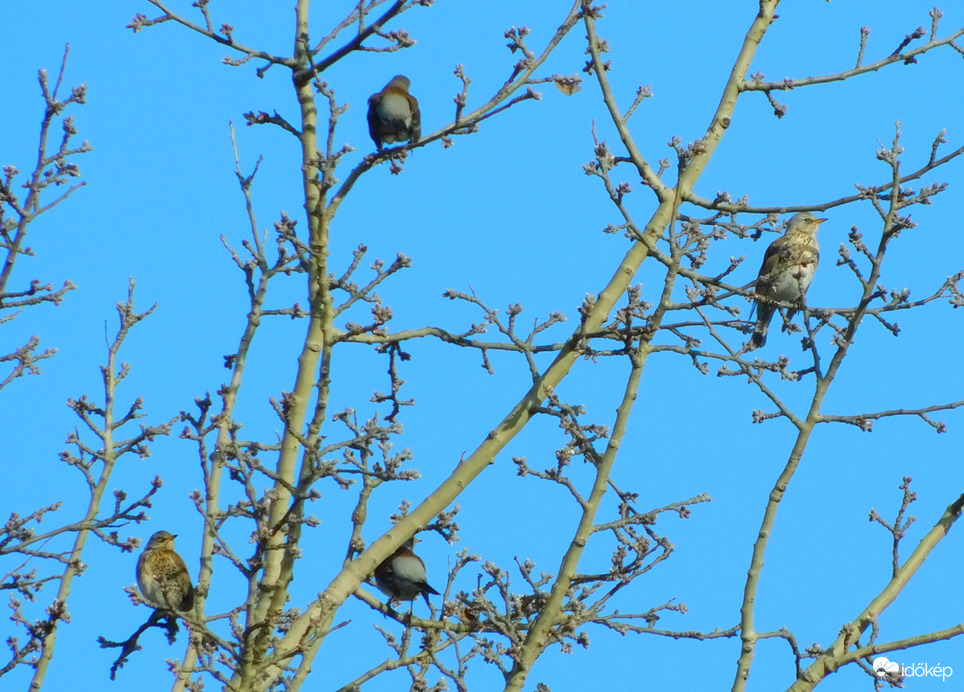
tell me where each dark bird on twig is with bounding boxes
[367,75,421,151]
[374,538,439,606]
[136,531,195,612]
[750,212,827,348]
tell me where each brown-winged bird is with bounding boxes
[136,531,195,612]
[367,75,421,151]
[750,212,827,348]
[374,538,439,607]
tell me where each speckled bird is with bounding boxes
[374,538,439,606]
[367,75,421,151]
[750,212,827,348]
[136,531,195,612]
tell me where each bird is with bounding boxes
[136,531,195,613]
[750,212,827,348]
[374,537,439,607]
[367,75,421,151]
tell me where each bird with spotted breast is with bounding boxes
[136,530,195,613]
[374,537,439,607]
[367,75,421,151]
[750,212,827,348]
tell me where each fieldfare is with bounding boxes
[367,75,421,151]
[374,538,439,606]
[750,212,827,348]
[136,531,195,612]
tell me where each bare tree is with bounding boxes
[3,1,964,691]
[0,49,83,392]
[0,49,178,689]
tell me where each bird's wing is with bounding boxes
[374,561,396,590]
[407,94,421,141]
[755,236,792,293]
[367,93,382,146]
[170,552,194,605]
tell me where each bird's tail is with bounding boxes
[751,303,775,348]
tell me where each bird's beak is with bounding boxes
[817,218,828,223]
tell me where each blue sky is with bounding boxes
[3,1,964,690]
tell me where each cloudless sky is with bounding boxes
[3,1,964,690]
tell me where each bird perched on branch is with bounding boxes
[136,531,195,612]
[367,75,421,151]
[750,212,827,348]
[374,538,439,607]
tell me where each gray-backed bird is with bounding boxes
[136,531,195,612]
[374,538,439,607]
[367,75,421,151]
[750,212,827,348]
